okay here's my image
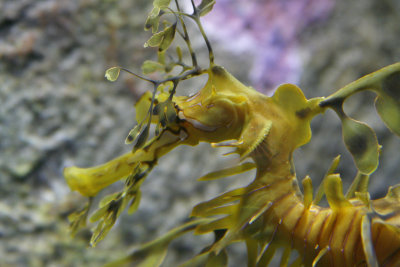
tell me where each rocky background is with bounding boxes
[1,0,400,266]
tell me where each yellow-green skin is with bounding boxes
[64,64,400,267]
[64,66,322,196]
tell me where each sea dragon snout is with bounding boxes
[63,66,255,197]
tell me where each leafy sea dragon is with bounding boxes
[64,0,400,266]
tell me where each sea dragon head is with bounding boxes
[64,64,324,197]
[173,65,323,169]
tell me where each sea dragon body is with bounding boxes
[64,62,400,266]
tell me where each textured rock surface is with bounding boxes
[1,0,399,266]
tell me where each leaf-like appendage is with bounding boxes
[374,71,400,136]
[341,117,379,174]
[197,0,216,17]
[105,67,121,82]
[165,100,176,123]
[145,7,161,33]
[151,100,176,131]
[125,124,142,144]
[127,190,141,214]
[68,200,92,236]
[135,91,152,123]
[89,205,109,223]
[159,108,167,127]
[68,210,87,236]
[144,30,165,48]
[142,60,164,74]
[159,23,176,51]
[144,23,176,51]
[153,0,171,9]
[375,96,400,136]
[90,198,126,247]
[99,192,122,208]
[381,70,400,102]
[134,124,150,149]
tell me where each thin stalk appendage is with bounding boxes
[120,67,158,85]
[174,0,198,68]
[193,16,214,66]
[189,0,214,66]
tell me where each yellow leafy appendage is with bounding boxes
[63,1,400,266]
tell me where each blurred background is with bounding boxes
[1,0,400,266]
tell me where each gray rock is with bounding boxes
[1,0,399,266]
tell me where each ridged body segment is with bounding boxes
[258,174,400,266]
